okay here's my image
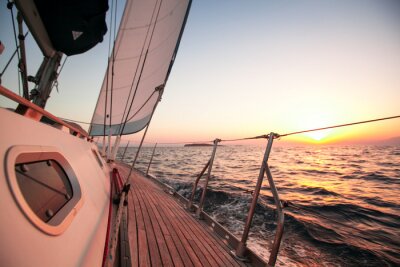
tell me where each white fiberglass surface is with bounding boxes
[0,109,110,266]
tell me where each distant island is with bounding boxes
[184,143,214,147]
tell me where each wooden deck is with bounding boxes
[116,165,247,267]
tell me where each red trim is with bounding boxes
[102,171,114,267]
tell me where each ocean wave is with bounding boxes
[125,145,400,266]
[362,173,400,184]
[300,186,340,197]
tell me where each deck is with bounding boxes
[115,164,248,267]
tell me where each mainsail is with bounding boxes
[89,0,191,136]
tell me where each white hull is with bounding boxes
[0,108,110,266]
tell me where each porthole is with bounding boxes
[6,146,83,235]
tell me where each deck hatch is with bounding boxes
[6,146,84,235]
[15,160,73,223]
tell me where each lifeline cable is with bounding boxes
[220,134,269,142]
[278,115,400,138]
[61,114,400,143]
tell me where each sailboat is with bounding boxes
[0,0,283,266]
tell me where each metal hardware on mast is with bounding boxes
[30,52,62,108]
[234,133,284,265]
[146,143,157,176]
[195,138,220,218]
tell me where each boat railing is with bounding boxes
[187,157,210,210]
[145,143,158,176]
[142,134,284,266]
[194,139,220,218]
[0,85,89,139]
[233,133,284,266]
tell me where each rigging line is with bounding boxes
[155,140,213,145]
[118,0,163,136]
[124,90,157,122]
[279,115,400,138]
[8,1,22,96]
[58,56,68,75]
[103,64,109,136]
[220,134,269,143]
[109,0,118,133]
[124,0,182,31]
[146,114,400,144]
[50,56,68,91]
[0,32,29,80]
[103,0,115,139]
[109,0,119,133]
[116,0,161,134]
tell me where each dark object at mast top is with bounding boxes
[34,0,109,56]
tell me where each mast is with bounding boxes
[30,53,62,108]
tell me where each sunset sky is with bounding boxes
[1,0,399,145]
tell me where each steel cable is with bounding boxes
[278,115,400,138]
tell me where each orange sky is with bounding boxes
[1,1,399,146]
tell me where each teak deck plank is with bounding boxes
[116,165,244,267]
[136,188,174,267]
[151,190,224,267]
[127,191,139,267]
[156,192,236,267]
[145,187,194,267]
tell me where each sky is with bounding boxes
[1,0,400,145]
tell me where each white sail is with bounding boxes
[89,0,191,136]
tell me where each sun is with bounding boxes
[297,112,336,143]
[304,129,332,141]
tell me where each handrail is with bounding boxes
[139,134,284,265]
[187,158,211,210]
[234,133,284,266]
[0,85,89,138]
[195,138,220,218]
[265,164,284,266]
[146,143,157,176]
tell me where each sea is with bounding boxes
[118,144,400,266]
